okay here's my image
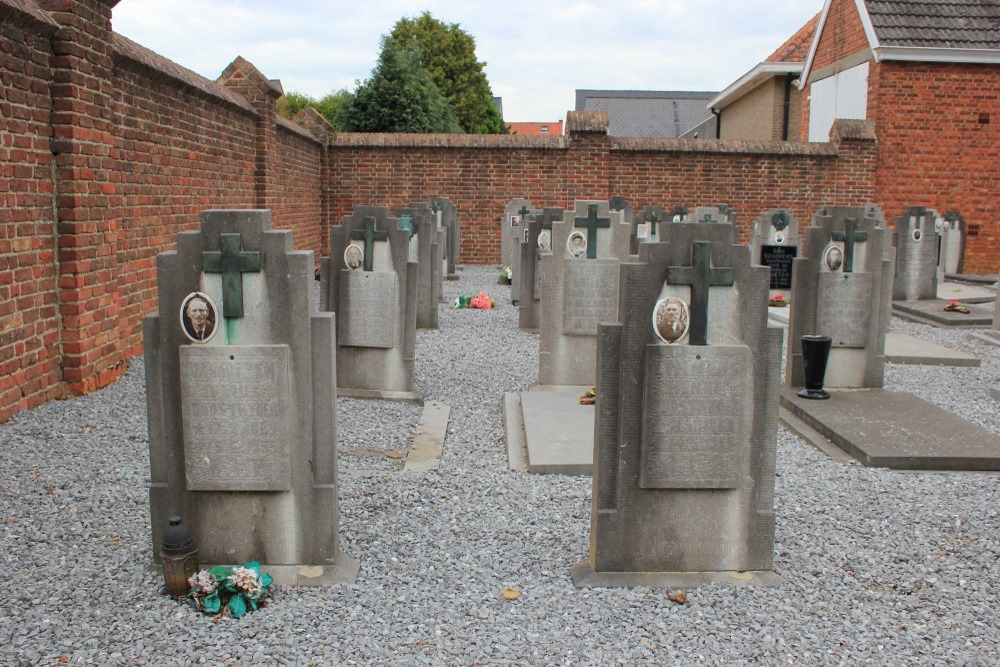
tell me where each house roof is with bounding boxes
[575,90,716,138]
[506,122,563,136]
[802,0,1000,84]
[864,0,1000,49]
[767,12,820,62]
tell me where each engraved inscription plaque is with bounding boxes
[339,270,396,348]
[640,345,750,489]
[562,259,619,335]
[760,245,797,289]
[181,345,291,491]
[816,272,873,347]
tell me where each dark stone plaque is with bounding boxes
[760,245,797,289]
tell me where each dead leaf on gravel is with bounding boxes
[667,592,687,604]
[501,587,520,600]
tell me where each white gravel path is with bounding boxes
[0,265,997,665]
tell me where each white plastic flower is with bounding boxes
[188,569,218,594]
[230,566,262,596]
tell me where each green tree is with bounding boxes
[387,12,506,134]
[276,90,350,130]
[337,39,462,133]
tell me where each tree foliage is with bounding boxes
[386,12,506,134]
[336,39,462,133]
[276,89,350,130]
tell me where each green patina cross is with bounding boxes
[517,205,532,222]
[831,216,868,273]
[574,204,610,259]
[398,214,416,239]
[203,233,261,318]
[351,216,389,272]
[666,241,734,346]
[646,211,662,237]
[699,211,719,223]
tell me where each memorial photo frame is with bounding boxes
[824,244,844,272]
[180,291,219,343]
[652,296,689,344]
[344,243,364,270]
[567,231,587,258]
[537,230,551,250]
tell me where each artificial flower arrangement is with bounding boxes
[579,387,596,405]
[944,300,970,314]
[498,266,512,284]
[768,293,787,307]
[453,292,497,309]
[187,561,273,618]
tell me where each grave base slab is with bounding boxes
[503,386,594,475]
[780,388,1000,471]
[338,388,424,404]
[884,333,980,367]
[570,561,785,589]
[891,299,992,327]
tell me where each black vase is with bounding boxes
[798,335,832,400]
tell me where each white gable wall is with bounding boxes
[808,61,869,141]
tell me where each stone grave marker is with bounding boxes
[609,196,636,254]
[518,207,565,331]
[692,204,737,225]
[749,209,799,297]
[502,198,534,271]
[670,205,690,222]
[321,206,420,401]
[538,200,631,386]
[635,205,665,246]
[786,205,892,389]
[936,210,967,282]
[571,218,782,587]
[396,203,442,329]
[892,206,940,301]
[429,196,460,281]
[144,209,358,585]
[510,206,538,306]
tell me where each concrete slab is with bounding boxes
[517,390,594,475]
[502,392,527,471]
[969,329,1000,347]
[404,400,449,473]
[945,273,997,286]
[780,388,1000,471]
[991,384,1000,402]
[778,406,855,463]
[937,280,995,304]
[884,333,980,367]
[338,388,424,404]
[891,299,993,327]
[767,306,790,327]
[570,561,785,589]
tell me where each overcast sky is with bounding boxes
[112,0,823,123]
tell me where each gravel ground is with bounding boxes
[1,265,997,666]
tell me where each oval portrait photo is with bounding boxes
[652,296,689,344]
[567,231,587,258]
[537,230,551,250]
[344,243,364,270]
[180,292,219,343]
[824,244,844,272]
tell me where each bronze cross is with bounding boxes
[573,204,611,259]
[350,216,389,272]
[666,241,734,346]
[203,233,261,318]
[830,217,868,273]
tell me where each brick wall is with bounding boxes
[811,0,870,72]
[868,61,999,274]
[720,80,778,141]
[0,2,62,423]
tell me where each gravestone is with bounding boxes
[571,218,782,587]
[397,203,442,329]
[892,206,940,301]
[609,196,636,254]
[635,205,665,246]
[538,200,631,386]
[502,198,534,271]
[692,205,737,225]
[429,196,460,281]
[518,207,565,331]
[670,205,690,222]
[144,209,358,585]
[749,209,799,296]
[321,206,420,401]
[936,210,967,281]
[786,205,892,389]
[510,205,538,306]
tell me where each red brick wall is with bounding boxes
[0,4,62,423]
[868,61,999,274]
[273,121,324,257]
[812,0,870,72]
[114,57,258,363]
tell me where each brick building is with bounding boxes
[800,0,999,274]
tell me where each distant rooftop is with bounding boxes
[767,13,820,62]
[864,0,1000,49]
[575,90,717,138]
[507,121,563,136]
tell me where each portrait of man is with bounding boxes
[537,230,551,250]
[567,231,587,258]
[824,245,844,271]
[180,292,218,343]
[344,243,364,270]
[653,296,689,344]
